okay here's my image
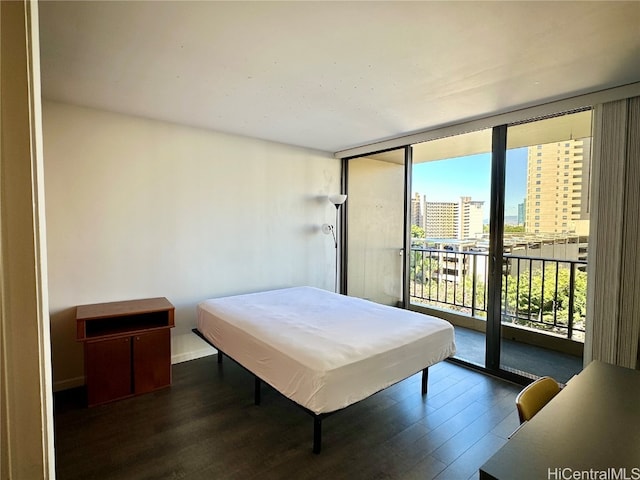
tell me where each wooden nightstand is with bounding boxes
[76,297,175,406]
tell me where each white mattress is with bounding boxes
[197,286,456,414]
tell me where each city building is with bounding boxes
[423,196,484,240]
[459,196,484,240]
[525,139,591,235]
[411,192,424,228]
[517,201,526,226]
[424,200,458,238]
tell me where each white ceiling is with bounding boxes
[38,1,640,154]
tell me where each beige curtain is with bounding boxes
[585,96,640,369]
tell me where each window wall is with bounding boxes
[344,109,593,383]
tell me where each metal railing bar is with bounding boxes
[553,262,559,328]
[408,247,586,338]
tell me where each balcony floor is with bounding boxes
[453,326,583,384]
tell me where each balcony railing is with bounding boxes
[410,247,587,341]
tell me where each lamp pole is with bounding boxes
[327,194,347,293]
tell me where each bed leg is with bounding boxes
[217,350,223,364]
[421,367,429,395]
[313,416,322,454]
[254,376,261,405]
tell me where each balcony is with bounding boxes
[410,246,586,380]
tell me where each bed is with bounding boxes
[194,286,456,453]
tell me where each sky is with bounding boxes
[412,147,528,219]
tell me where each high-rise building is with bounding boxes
[424,196,484,240]
[517,200,526,226]
[525,139,591,235]
[411,192,424,228]
[424,201,458,238]
[458,196,484,239]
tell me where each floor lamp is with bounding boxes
[322,194,347,293]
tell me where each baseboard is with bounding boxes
[171,330,216,364]
[171,347,216,364]
[54,376,85,392]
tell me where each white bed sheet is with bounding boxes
[197,286,456,414]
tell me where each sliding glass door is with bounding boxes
[344,109,592,382]
[499,110,592,382]
[346,149,406,306]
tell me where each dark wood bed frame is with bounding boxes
[192,328,429,453]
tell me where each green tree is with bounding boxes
[411,224,425,240]
[503,264,587,336]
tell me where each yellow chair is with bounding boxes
[515,376,561,424]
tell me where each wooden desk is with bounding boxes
[480,361,640,480]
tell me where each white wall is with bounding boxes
[43,101,340,390]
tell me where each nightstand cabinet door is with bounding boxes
[133,329,171,395]
[86,337,132,406]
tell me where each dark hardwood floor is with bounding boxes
[54,356,522,480]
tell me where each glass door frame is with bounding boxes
[338,156,348,294]
[401,145,413,308]
[486,125,507,372]
[340,145,413,306]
